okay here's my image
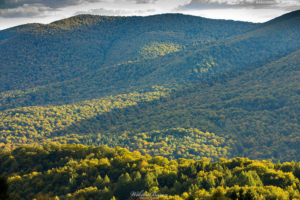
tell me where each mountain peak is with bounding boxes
[263,9,300,26]
[0,23,42,41]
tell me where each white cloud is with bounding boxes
[171,0,300,23]
[74,7,156,15]
[0,0,299,30]
[0,0,159,9]
[0,4,57,18]
[0,0,167,18]
[177,0,300,10]
[173,7,288,22]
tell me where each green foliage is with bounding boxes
[0,14,255,95]
[0,13,300,200]
[2,11,299,111]
[56,46,300,162]
[140,42,183,58]
[0,23,42,42]
[0,175,11,200]
[1,12,299,164]
[0,88,169,150]
[1,144,300,199]
[210,187,230,200]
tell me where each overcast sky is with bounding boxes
[0,0,299,30]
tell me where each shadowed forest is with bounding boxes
[1,10,300,199]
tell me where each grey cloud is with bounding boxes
[0,0,106,9]
[135,0,159,4]
[75,8,130,15]
[0,0,160,18]
[0,0,21,9]
[75,7,156,15]
[113,0,159,4]
[0,3,54,18]
[176,0,300,10]
[0,0,159,10]
[135,8,156,13]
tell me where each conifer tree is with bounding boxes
[210,187,230,200]
[195,177,204,189]
[94,175,103,189]
[116,173,133,199]
[0,175,11,200]
[206,172,216,189]
[220,178,226,187]
[133,171,142,190]
[188,184,199,194]
[144,172,157,190]
[103,175,110,187]
[171,181,182,195]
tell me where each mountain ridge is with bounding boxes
[2,10,300,200]
[1,10,299,110]
[1,10,300,163]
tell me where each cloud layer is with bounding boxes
[0,0,159,9]
[0,0,299,30]
[0,3,56,18]
[0,0,163,18]
[74,7,156,16]
[177,0,300,10]
[0,0,100,9]
[2,0,299,19]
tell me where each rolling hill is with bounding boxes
[0,10,300,164]
[1,144,300,199]
[0,14,256,93]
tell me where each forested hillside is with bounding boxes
[1,11,300,110]
[2,144,300,200]
[0,10,300,172]
[72,47,300,162]
[0,14,255,93]
[0,23,42,42]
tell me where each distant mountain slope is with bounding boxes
[0,23,42,42]
[1,11,300,163]
[1,40,300,161]
[260,9,300,28]
[49,47,300,162]
[1,12,299,110]
[0,14,256,92]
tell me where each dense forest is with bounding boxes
[1,20,300,161]
[0,14,256,93]
[1,144,300,199]
[1,9,300,199]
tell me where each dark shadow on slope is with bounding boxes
[2,16,300,111]
[52,44,300,137]
[0,14,256,93]
[51,48,300,162]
